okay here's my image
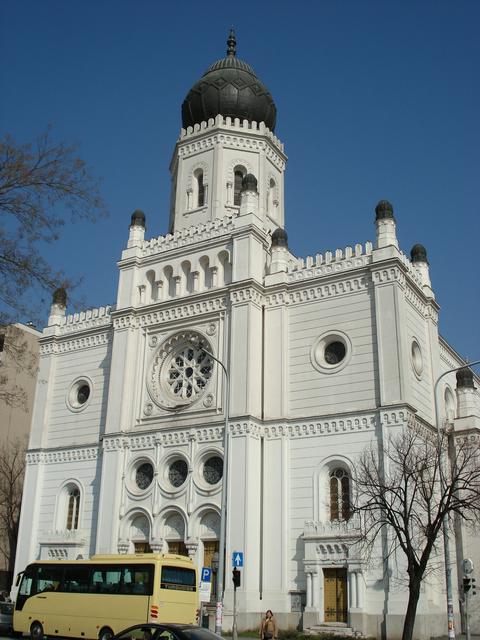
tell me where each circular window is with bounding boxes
[66,377,93,411]
[310,331,352,374]
[136,462,154,490]
[168,459,188,488]
[203,456,223,485]
[147,332,214,410]
[411,339,424,378]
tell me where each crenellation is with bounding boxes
[59,305,112,334]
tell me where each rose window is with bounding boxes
[166,344,213,400]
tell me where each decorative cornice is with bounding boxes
[371,265,406,286]
[40,331,111,355]
[26,446,100,464]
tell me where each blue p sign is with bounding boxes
[201,567,212,582]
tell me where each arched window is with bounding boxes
[329,468,350,521]
[197,171,205,207]
[66,487,80,530]
[234,169,244,206]
[267,178,276,216]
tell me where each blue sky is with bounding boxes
[1,0,479,360]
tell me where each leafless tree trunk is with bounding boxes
[0,438,26,573]
[353,428,480,640]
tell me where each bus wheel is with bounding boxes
[99,627,114,640]
[30,622,44,640]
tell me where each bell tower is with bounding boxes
[169,31,287,234]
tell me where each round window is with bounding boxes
[324,341,346,365]
[203,456,223,485]
[136,462,154,490]
[147,332,215,410]
[168,459,188,488]
[411,339,424,378]
[310,331,351,373]
[66,377,93,411]
[77,384,90,405]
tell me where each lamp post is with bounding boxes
[193,340,230,635]
[433,359,480,640]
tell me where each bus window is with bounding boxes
[35,565,63,593]
[160,566,196,591]
[63,565,90,593]
[121,565,153,595]
[91,568,122,594]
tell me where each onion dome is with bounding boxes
[410,243,428,264]
[52,287,67,306]
[130,209,146,228]
[242,173,258,192]
[375,200,395,221]
[271,227,288,248]
[182,29,277,131]
[456,367,476,389]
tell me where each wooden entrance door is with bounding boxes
[134,542,152,553]
[168,541,188,556]
[324,568,347,622]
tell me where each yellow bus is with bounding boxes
[13,554,198,640]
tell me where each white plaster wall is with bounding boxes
[288,292,378,417]
[289,428,376,590]
[405,300,434,422]
[36,455,101,549]
[46,343,111,447]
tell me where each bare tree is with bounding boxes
[0,324,38,409]
[0,128,107,324]
[0,438,26,573]
[353,428,480,640]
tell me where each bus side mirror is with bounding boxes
[15,572,23,587]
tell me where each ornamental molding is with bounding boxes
[371,266,406,287]
[266,415,376,439]
[265,276,369,308]
[40,331,111,355]
[287,255,371,284]
[26,446,100,465]
[229,286,264,306]
[178,134,285,171]
[404,283,428,317]
[103,427,223,451]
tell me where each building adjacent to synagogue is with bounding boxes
[0,322,41,585]
[13,32,480,639]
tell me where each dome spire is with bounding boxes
[227,27,236,57]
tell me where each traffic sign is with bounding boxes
[232,551,243,567]
[201,567,212,582]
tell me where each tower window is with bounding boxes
[66,486,80,530]
[197,171,205,207]
[329,468,350,521]
[234,170,244,206]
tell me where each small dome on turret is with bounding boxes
[456,367,476,389]
[271,227,288,249]
[375,200,395,221]
[130,209,146,228]
[52,287,67,306]
[182,29,277,132]
[241,173,258,192]
[411,243,428,264]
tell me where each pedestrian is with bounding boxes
[260,610,278,640]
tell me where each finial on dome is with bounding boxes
[375,200,395,221]
[130,209,146,228]
[271,227,288,249]
[52,287,67,306]
[227,27,236,57]
[411,243,428,264]
[241,173,257,192]
[456,367,476,389]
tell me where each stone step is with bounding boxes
[304,623,365,637]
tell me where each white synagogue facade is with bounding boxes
[14,32,480,639]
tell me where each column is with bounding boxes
[306,572,313,608]
[349,570,357,609]
[312,570,320,611]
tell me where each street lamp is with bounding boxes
[192,340,230,635]
[433,359,480,640]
